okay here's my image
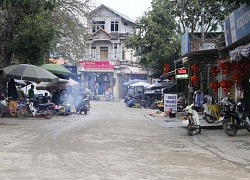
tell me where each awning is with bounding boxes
[117,67,147,74]
[181,49,219,63]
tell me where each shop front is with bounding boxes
[78,60,115,95]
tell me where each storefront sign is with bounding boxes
[181,33,191,56]
[78,60,114,72]
[224,4,250,46]
[164,94,178,112]
[175,68,189,79]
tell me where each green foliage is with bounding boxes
[0,0,58,65]
[207,0,250,10]
[126,0,180,77]
[125,0,233,77]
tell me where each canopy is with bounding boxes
[3,64,59,82]
[36,78,79,90]
[124,79,147,86]
[40,64,71,76]
[130,82,151,88]
[22,84,51,97]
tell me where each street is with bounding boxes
[0,100,250,180]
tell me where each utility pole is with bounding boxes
[201,7,205,50]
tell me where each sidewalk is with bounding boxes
[144,111,222,129]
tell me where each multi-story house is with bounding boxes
[78,4,148,98]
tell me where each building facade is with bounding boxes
[78,4,147,98]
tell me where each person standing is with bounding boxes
[28,85,35,99]
[17,85,25,100]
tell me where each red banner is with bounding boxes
[78,60,114,71]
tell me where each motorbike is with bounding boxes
[105,92,115,101]
[18,99,54,119]
[182,104,201,136]
[76,98,90,114]
[203,97,236,123]
[220,100,250,136]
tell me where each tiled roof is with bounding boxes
[91,4,135,24]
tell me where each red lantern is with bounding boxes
[232,73,240,84]
[220,62,232,75]
[209,66,219,77]
[209,81,220,94]
[191,64,199,74]
[220,80,231,94]
[191,75,199,86]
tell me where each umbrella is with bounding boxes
[36,78,79,90]
[146,82,176,90]
[22,83,51,97]
[40,64,71,76]
[14,79,26,86]
[3,64,59,82]
[123,79,146,86]
[130,82,151,88]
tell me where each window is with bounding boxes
[92,21,105,33]
[91,47,96,59]
[111,21,119,32]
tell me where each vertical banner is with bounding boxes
[164,94,178,112]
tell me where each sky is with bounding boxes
[94,0,152,21]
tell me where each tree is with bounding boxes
[208,0,250,9]
[50,0,94,64]
[125,0,180,77]
[125,0,233,77]
[0,0,58,67]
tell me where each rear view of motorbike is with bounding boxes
[182,104,201,136]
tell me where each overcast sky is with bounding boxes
[94,0,152,21]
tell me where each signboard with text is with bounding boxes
[224,4,250,46]
[175,68,189,79]
[78,60,114,72]
[164,94,178,112]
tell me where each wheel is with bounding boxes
[9,111,17,116]
[204,113,216,123]
[44,108,54,119]
[17,106,29,119]
[187,124,195,136]
[223,118,237,136]
[79,108,88,115]
[246,128,250,132]
[0,106,4,117]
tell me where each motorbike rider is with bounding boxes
[74,88,87,113]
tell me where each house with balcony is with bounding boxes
[78,4,148,98]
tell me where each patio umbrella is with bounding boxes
[130,82,151,88]
[3,64,59,82]
[40,64,71,79]
[123,79,146,86]
[36,78,79,90]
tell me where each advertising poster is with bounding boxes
[164,94,178,112]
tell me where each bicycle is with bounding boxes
[0,96,25,117]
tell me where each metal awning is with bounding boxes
[181,49,219,63]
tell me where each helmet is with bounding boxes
[237,102,244,112]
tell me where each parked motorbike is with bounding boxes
[182,104,201,136]
[203,97,236,123]
[18,99,54,119]
[105,92,115,101]
[220,101,250,136]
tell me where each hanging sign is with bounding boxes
[175,68,188,79]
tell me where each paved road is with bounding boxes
[0,100,250,180]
